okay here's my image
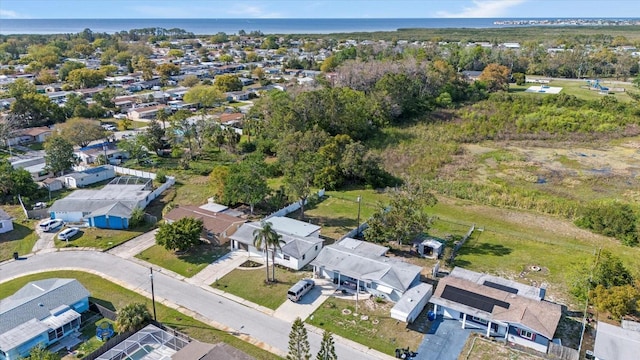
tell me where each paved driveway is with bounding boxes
[273,278,335,322]
[0,251,394,360]
[416,316,480,360]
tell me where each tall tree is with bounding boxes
[253,221,279,282]
[116,303,151,333]
[213,74,243,92]
[287,317,311,360]
[142,120,165,153]
[284,152,323,220]
[0,160,38,203]
[365,181,437,245]
[44,136,76,176]
[66,68,106,89]
[57,118,106,147]
[223,161,269,215]
[183,85,225,109]
[316,330,337,360]
[155,217,203,252]
[478,63,511,92]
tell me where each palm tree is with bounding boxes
[253,221,277,282]
[267,228,285,282]
[116,303,151,333]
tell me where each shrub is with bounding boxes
[575,202,639,246]
[155,170,167,184]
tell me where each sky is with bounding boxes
[1,0,639,19]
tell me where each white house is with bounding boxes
[311,238,422,302]
[429,267,562,354]
[390,283,433,323]
[62,166,116,188]
[0,208,13,234]
[229,217,323,270]
[593,321,640,360]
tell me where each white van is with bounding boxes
[287,279,315,302]
[39,219,64,232]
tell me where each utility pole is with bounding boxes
[356,196,361,237]
[149,267,157,321]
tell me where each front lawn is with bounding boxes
[0,206,38,261]
[212,265,310,310]
[307,297,424,356]
[136,244,229,278]
[0,271,280,360]
[458,334,544,360]
[54,223,155,250]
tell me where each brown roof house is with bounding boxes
[164,205,245,245]
[429,267,562,354]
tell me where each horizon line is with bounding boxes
[4,16,640,20]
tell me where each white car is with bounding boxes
[39,219,64,232]
[58,227,79,241]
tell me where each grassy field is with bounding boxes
[136,244,229,278]
[430,197,640,306]
[307,297,424,356]
[212,266,311,310]
[54,223,155,250]
[0,206,38,261]
[458,334,544,360]
[0,271,280,360]
[286,189,389,240]
[510,79,637,102]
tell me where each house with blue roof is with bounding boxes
[0,279,90,360]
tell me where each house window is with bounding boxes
[315,245,318,250]
[302,254,306,260]
[56,327,63,338]
[48,330,57,341]
[471,316,488,325]
[0,223,3,229]
[518,329,535,341]
[284,255,290,261]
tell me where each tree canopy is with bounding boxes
[287,317,311,360]
[57,118,106,147]
[44,136,77,176]
[116,303,151,333]
[155,217,203,252]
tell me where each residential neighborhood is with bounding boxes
[1,10,640,360]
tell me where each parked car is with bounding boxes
[287,279,315,302]
[32,202,47,210]
[39,219,64,232]
[58,227,79,241]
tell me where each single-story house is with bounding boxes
[75,142,129,165]
[225,91,251,102]
[173,341,255,360]
[0,279,90,360]
[429,267,562,353]
[5,126,52,146]
[0,208,13,234]
[229,216,323,270]
[49,177,153,229]
[462,70,483,82]
[41,178,64,192]
[311,237,422,302]
[164,205,246,245]
[593,321,640,360]
[94,324,190,360]
[61,165,116,188]
[127,104,167,121]
[10,157,52,182]
[219,113,245,125]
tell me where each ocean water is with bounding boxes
[1,18,520,35]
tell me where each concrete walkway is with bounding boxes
[0,251,395,360]
[186,250,250,287]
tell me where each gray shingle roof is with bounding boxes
[229,222,322,260]
[311,240,421,292]
[0,208,11,221]
[49,183,149,215]
[0,278,90,334]
[89,201,134,218]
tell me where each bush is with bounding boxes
[239,141,256,153]
[155,170,167,184]
[129,207,145,228]
[575,202,639,246]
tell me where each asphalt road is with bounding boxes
[0,251,392,359]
